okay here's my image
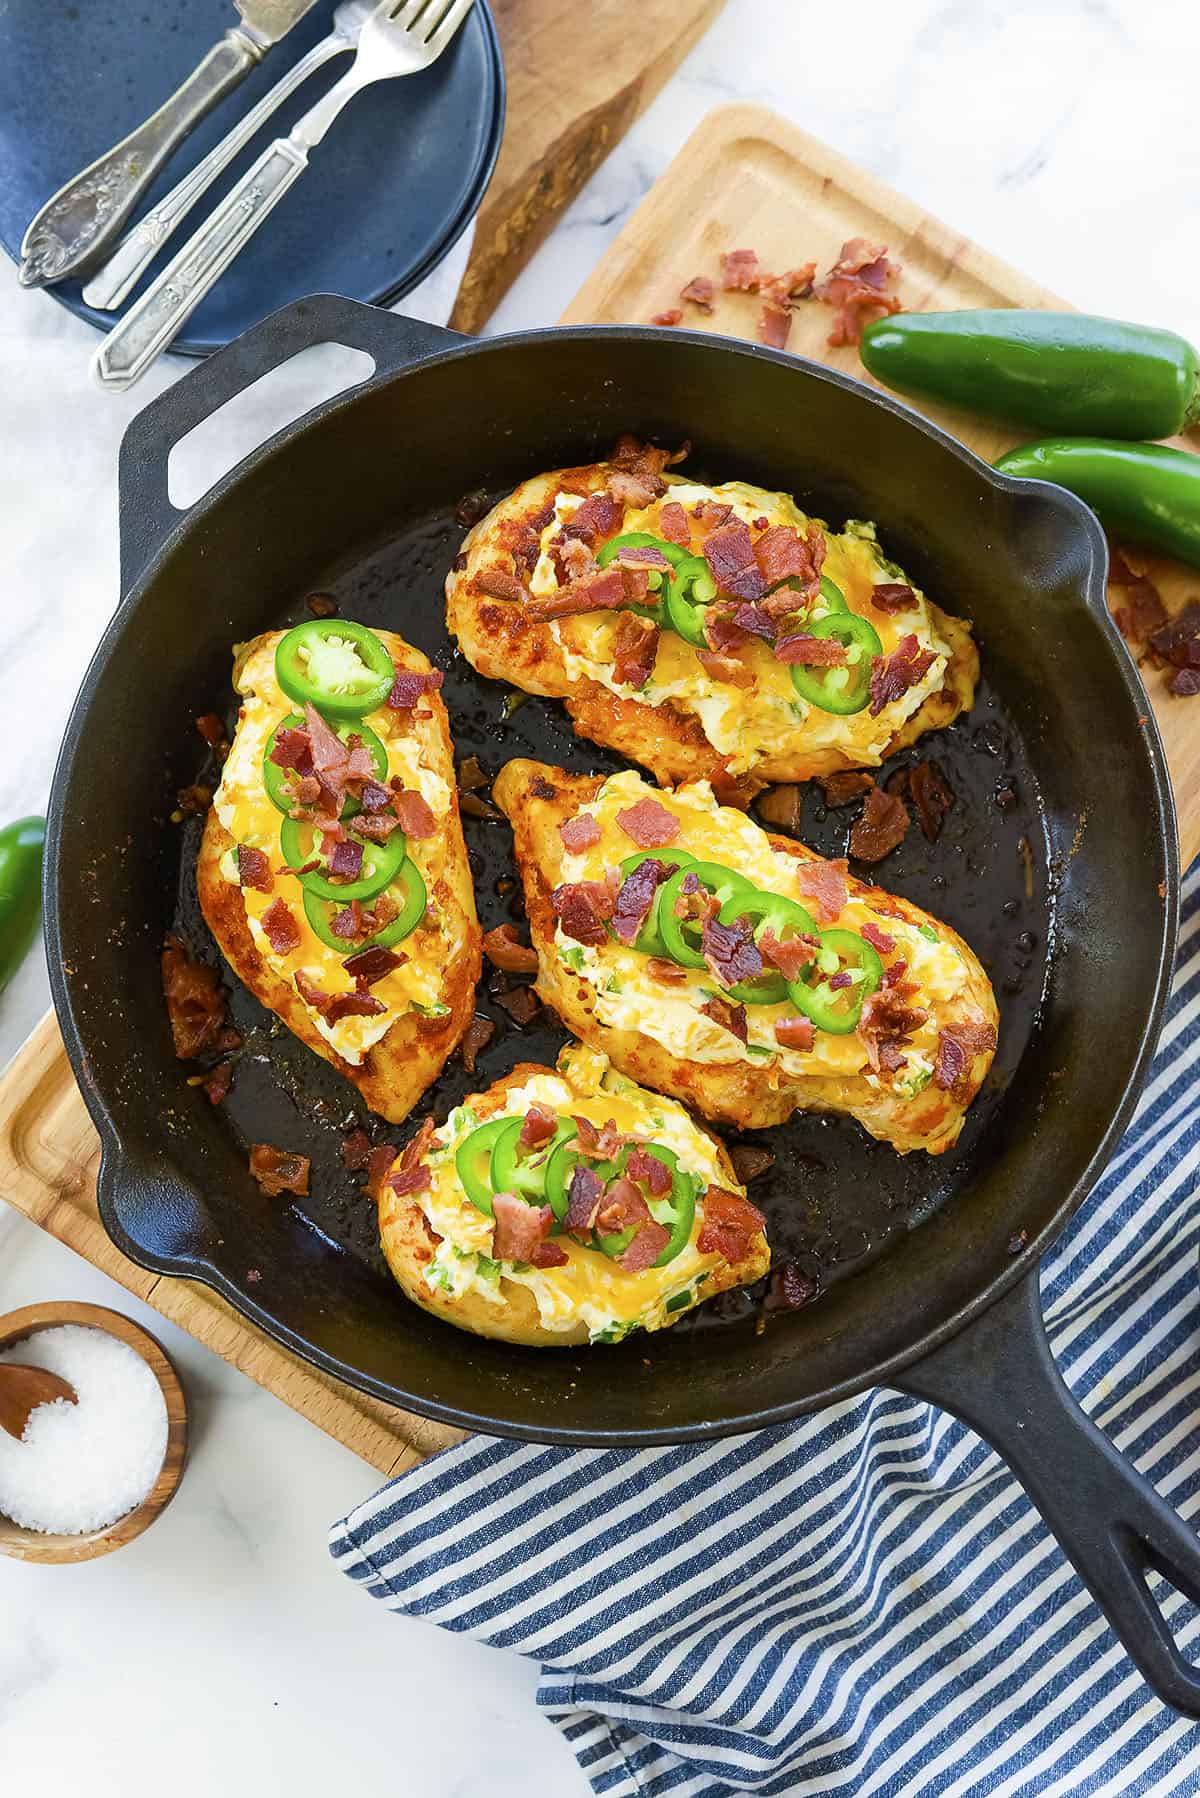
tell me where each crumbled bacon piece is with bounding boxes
[1107,551,1167,646]
[814,237,902,346]
[869,633,937,716]
[934,1019,997,1092]
[343,944,403,988]
[758,927,817,981]
[358,781,391,814]
[236,844,272,893]
[607,469,658,509]
[527,565,628,620]
[572,1115,625,1161]
[520,1102,559,1149]
[820,770,874,808]
[352,810,403,842]
[1170,668,1200,697]
[774,1015,814,1051]
[552,879,615,946]
[795,858,848,923]
[728,1144,776,1183]
[201,1060,234,1106]
[565,1164,605,1238]
[703,522,767,601]
[1149,602,1200,669]
[482,923,539,973]
[249,1144,310,1198]
[616,796,680,847]
[775,633,847,666]
[626,1144,672,1196]
[491,1192,554,1263]
[494,984,540,1025]
[861,920,897,956]
[757,302,791,349]
[475,566,528,603]
[456,756,489,792]
[459,1015,494,1074]
[268,726,313,774]
[611,612,660,690]
[175,784,212,815]
[730,603,775,640]
[658,501,691,547]
[559,812,601,852]
[757,785,802,833]
[858,988,929,1072]
[387,666,444,711]
[342,1128,374,1172]
[871,583,919,614]
[611,858,669,945]
[680,273,715,313]
[697,650,755,688]
[753,525,814,589]
[391,789,435,839]
[595,1176,671,1271]
[700,993,748,1042]
[195,713,228,752]
[767,1261,821,1310]
[162,936,227,1059]
[652,308,683,327]
[694,500,734,530]
[720,248,761,292]
[260,898,300,955]
[850,785,910,863]
[647,957,688,984]
[697,1185,765,1262]
[388,1163,431,1197]
[328,838,363,882]
[908,761,955,843]
[763,264,817,306]
[702,915,762,989]
[563,492,621,543]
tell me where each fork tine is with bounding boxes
[387,0,431,27]
[425,0,475,50]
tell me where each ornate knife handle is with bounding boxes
[19,29,263,288]
[92,140,310,392]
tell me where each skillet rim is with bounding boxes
[44,322,1181,1444]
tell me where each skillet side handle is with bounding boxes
[117,293,468,593]
[893,1270,1200,1717]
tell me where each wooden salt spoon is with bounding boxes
[0,1363,78,1441]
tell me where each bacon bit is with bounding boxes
[268,726,313,774]
[702,915,762,989]
[652,308,683,327]
[249,1144,310,1198]
[767,1261,821,1310]
[482,923,539,974]
[492,1192,554,1263]
[753,525,812,588]
[763,264,817,306]
[201,1060,234,1105]
[236,844,273,893]
[527,565,628,621]
[616,796,680,847]
[720,248,761,292]
[775,633,847,666]
[934,1019,998,1092]
[617,1217,672,1274]
[757,301,791,349]
[195,713,228,753]
[647,957,688,985]
[759,927,817,981]
[476,566,528,603]
[774,1015,814,1051]
[611,858,669,945]
[559,812,601,852]
[817,771,872,809]
[1107,551,1167,645]
[703,522,767,601]
[1149,601,1200,670]
[814,237,902,346]
[459,1015,494,1074]
[343,944,403,988]
[1170,668,1200,697]
[552,878,615,946]
[386,1164,429,1197]
[356,781,390,815]
[563,491,621,543]
[871,582,919,614]
[612,432,688,477]
[658,500,691,547]
[696,649,755,688]
[176,784,212,816]
[455,489,491,527]
[352,810,403,842]
[694,500,734,530]
[342,1128,373,1171]
[330,990,388,1023]
[626,1144,672,1196]
[697,1185,765,1262]
[795,858,848,923]
[565,1164,605,1237]
[702,603,750,654]
[260,898,300,955]
[387,666,444,710]
[397,1115,436,1180]
[757,785,803,833]
[680,273,715,313]
[520,1102,559,1150]
[908,761,955,843]
[699,993,749,1042]
[611,611,660,690]
[390,789,435,839]
[607,468,658,508]
[358,1143,395,1199]
[456,756,489,792]
[882,958,909,989]
[850,785,910,863]
[572,1116,625,1161]
[494,984,540,1025]
[302,702,346,777]
[869,632,937,717]
[858,988,929,1073]
[827,970,853,990]
[306,592,338,617]
[595,1176,670,1271]
[728,1144,776,1183]
[861,920,897,956]
[731,603,775,640]
[328,838,363,882]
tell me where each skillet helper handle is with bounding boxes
[117,293,466,592]
[18,30,263,288]
[894,1272,1200,1717]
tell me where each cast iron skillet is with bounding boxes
[47,295,1200,1711]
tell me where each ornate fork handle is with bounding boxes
[19,29,264,288]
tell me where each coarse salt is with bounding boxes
[0,1325,168,1534]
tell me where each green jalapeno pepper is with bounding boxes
[787,927,883,1034]
[0,816,45,993]
[594,1145,696,1268]
[301,858,426,952]
[716,889,819,1004]
[280,816,406,901]
[664,554,720,647]
[658,860,755,969]
[861,310,1200,442]
[275,620,394,719]
[455,1117,512,1218]
[543,1123,583,1223]
[596,532,687,625]
[788,611,882,716]
[995,438,1200,571]
[614,849,696,957]
[263,713,387,817]
[490,1114,578,1212]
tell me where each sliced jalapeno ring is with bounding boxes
[717,889,819,1005]
[275,620,394,719]
[788,611,882,716]
[614,849,696,957]
[263,713,387,817]
[594,1146,695,1268]
[490,1115,577,1206]
[596,532,685,625]
[301,859,426,952]
[664,553,718,647]
[542,1122,581,1222]
[787,926,883,1034]
[658,860,756,969]
[280,816,406,901]
[455,1117,512,1218]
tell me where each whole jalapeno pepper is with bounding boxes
[995,438,1200,571]
[0,816,45,992]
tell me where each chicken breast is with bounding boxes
[198,627,480,1123]
[493,759,998,1154]
[446,440,977,805]
[376,1042,770,1347]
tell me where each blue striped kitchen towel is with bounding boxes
[330,864,1200,1797]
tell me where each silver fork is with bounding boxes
[83,0,376,313]
[92,0,476,393]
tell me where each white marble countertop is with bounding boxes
[2,1,1198,1790]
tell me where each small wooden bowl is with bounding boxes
[0,1301,187,1563]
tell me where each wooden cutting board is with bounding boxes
[4,102,1197,1476]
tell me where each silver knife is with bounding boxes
[18,0,319,288]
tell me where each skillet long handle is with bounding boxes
[893,1271,1200,1716]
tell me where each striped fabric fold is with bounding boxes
[330,865,1200,1797]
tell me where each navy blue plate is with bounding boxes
[0,0,504,355]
